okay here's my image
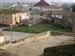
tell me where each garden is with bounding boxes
[11,23,71,33]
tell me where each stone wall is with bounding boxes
[51,31,75,36]
[1,31,75,46]
[24,31,50,43]
[0,31,50,45]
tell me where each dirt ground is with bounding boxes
[0,35,75,56]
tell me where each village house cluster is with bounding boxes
[0,0,75,46]
[0,0,74,28]
[0,9,21,26]
[0,9,31,26]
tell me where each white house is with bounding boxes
[21,12,31,20]
[51,9,63,19]
[0,31,5,43]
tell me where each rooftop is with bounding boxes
[0,9,21,14]
[34,0,50,7]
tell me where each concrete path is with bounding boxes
[1,35,75,56]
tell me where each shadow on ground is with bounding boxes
[39,53,44,56]
[0,49,18,56]
[44,43,75,56]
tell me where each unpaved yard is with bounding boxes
[1,35,75,56]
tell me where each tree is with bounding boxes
[71,4,75,32]
[72,4,75,12]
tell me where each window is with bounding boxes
[2,21,4,23]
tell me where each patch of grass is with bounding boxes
[12,23,71,33]
[30,10,41,15]
[44,44,75,56]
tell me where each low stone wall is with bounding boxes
[51,31,75,36]
[11,31,75,44]
[25,31,50,43]
[1,31,75,46]
[0,31,50,45]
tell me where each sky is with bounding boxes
[0,0,75,3]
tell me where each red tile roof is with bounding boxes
[34,0,50,7]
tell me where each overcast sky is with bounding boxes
[0,0,75,3]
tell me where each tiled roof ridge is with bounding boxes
[34,0,50,7]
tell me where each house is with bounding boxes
[21,11,31,21]
[0,31,4,43]
[34,0,50,7]
[51,9,63,19]
[50,8,73,28]
[33,0,50,11]
[33,0,62,11]
[10,2,23,11]
[10,3,32,24]
[20,11,32,25]
[10,2,29,11]
[0,9,21,26]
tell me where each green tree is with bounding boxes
[72,4,75,12]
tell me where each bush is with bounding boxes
[72,4,75,12]
[44,44,75,56]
